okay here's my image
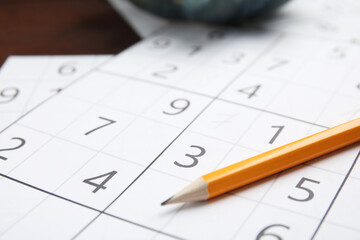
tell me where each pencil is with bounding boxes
[161,117,360,205]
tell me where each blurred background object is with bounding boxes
[127,0,289,23]
[0,0,139,66]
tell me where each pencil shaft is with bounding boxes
[203,118,360,199]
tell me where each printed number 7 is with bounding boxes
[84,116,116,136]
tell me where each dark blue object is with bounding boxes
[129,0,289,23]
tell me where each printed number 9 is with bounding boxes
[163,99,190,115]
[0,87,19,104]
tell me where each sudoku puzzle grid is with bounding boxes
[1,20,360,240]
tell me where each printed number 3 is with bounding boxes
[174,145,206,168]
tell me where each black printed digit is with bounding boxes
[151,37,171,49]
[188,45,202,56]
[174,145,206,168]
[238,85,261,99]
[152,64,178,79]
[330,47,346,59]
[0,137,26,161]
[268,58,288,71]
[256,224,290,240]
[84,116,116,135]
[163,99,190,115]
[223,52,245,64]
[269,126,285,144]
[83,171,117,193]
[58,62,77,75]
[288,177,320,202]
[0,87,19,104]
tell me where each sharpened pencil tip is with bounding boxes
[161,196,173,206]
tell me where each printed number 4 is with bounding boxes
[83,171,117,193]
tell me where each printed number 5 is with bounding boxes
[288,177,320,202]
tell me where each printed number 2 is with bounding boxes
[174,145,206,168]
[83,171,117,193]
[0,137,26,161]
[288,177,320,202]
[152,64,178,79]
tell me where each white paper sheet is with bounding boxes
[1,0,360,239]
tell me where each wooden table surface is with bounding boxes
[0,0,140,67]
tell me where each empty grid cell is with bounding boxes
[161,195,256,240]
[315,94,360,127]
[63,71,127,104]
[291,60,350,92]
[337,63,360,99]
[103,118,181,166]
[106,169,188,230]
[0,178,48,236]
[100,53,155,77]
[267,83,332,123]
[0,196,98,240]
[315,222,360,240]
[0,56,49,82]
[0,112,21,131]
[323,177,360,231]
[18,94,92,135]
[100,80,168,115]
[176,65,239,97]
[78,214,157,240]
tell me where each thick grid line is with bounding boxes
[311,149,360,239]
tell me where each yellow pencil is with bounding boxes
[161,117,360,205]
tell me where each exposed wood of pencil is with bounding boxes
[162,117,360,205]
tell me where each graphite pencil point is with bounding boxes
[161,196,173,206]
